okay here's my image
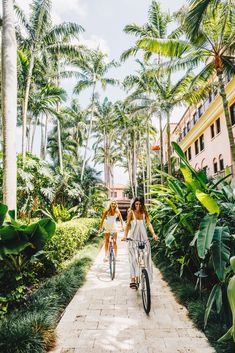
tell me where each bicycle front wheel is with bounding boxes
[109,250,116,280]
[141,268,151,314]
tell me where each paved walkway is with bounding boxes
[51,230,215,353]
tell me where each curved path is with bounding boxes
[51,229,215,353]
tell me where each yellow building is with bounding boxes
[171,75,235,177]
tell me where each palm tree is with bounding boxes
[2,0,17,210]
[72,49,118,181]
[62,99,87,161]
[123,60,159,192]
[93,98,120,195]
[137,1,235,171]
[27,84,66,155]
[17,0,84,165]
[185,0,223,38]
[121,0,170,62]
[114,100,149,198]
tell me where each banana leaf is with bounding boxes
[197,214,217,259]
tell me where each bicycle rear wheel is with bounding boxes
[109,250,116,280]
[141,268,151,314]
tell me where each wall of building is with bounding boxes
[172,75,235,177]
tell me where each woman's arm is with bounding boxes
[121,211,132,240]
[145,211,158,240]
[118,210,124,231]
[99,210,107,232]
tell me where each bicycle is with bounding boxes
[127,237,151,314]
[108,232,116,280]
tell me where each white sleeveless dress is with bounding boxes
[104,213,118,232]
[128,210,153,282]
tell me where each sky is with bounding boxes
[17,0,187,184]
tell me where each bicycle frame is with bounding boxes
[108,232,115,254]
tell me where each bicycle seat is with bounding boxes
[138,242,145,250]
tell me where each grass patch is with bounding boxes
[0,236,102,353]
[153,254,235,353]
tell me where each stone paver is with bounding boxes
[50,228,215,353]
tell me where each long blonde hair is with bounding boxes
[106,200,119,216]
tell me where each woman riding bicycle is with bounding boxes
[121,197,158,289]
[100,200,124,262]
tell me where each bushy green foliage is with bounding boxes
[0,254,95,353]
[150,143,235,349]
[0,217,99,318]
[45,218,99,267]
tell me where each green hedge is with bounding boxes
[0,219,101,352]
[45,218,100,268]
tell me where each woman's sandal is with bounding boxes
[129,282,137,289]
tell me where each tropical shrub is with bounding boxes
[219,256,235,343]
[44,218,99,268]
[0,204,56,316]
[0,255,94,353]
[39,204,80,223]
[150,143,235,331]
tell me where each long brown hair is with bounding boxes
[131,197,147,214]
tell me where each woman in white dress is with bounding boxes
[100,200,124,261]
[122,197,158,289]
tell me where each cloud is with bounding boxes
[14,0,88,23]
[51,0,88,24]
[80,35,110,57]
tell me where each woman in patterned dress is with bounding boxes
[122,197,158,289]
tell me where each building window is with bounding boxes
[219,155,224,171]
[193,112,197,124]
[213,159,218,174]
[214,89,218,98]
[188,147,192,161]
[187,121,191,132]
[195,140,199,155]
[199,134,204,151]
[203,166,208,175]
[230,103,235,125]
[208,92,212,103]
[210,124,215,139]
[198,105,203,117]
[216,118,221,134]
[183,127,186,137]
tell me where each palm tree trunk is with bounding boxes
[81,83,96,181]
[22,49,36,165]
[40,115,44,159]
[142,157,146,203]
[57,117,63,173]
[159,113,164,184]
[127,148,134,199]
[31,115,39,153]
[2,0,17,211]
[27,116,32,152]
[132,132,137,198]
[55,69,63,174]
[166,110,172,175]
[146,120,151,202]
[43,114,48,160]
[217,71,235,173]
